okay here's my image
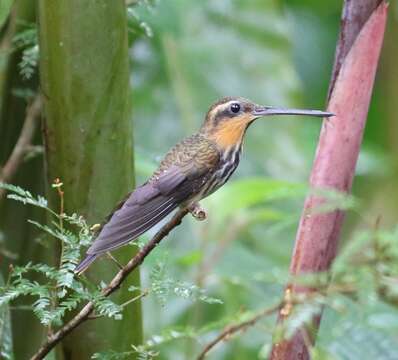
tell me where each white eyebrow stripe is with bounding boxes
[208,101,233,119]
[223,100,238,109]
[215,101,239,114]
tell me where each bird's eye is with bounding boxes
[230,103,240,113]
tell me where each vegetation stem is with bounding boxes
[30,208,189,360]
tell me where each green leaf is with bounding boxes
[18,44,39,80]
[92,346,158,360]
[0,183,50,212]
[307,187,358,215]
[91,350,134,360]
[176,250,203,267]
[204,178,304,222]
[90,293,123,320]
[285,302,322,339]
[0,0,13,30]
[150,260,222,306]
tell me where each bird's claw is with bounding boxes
[189,202,207,221]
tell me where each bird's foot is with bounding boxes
[188,202,207,221]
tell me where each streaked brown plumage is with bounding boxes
[75,97,333,274]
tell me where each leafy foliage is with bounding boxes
[2,167,398,359]
[2,0,398,358]
[0,183,224,358]
[0,183,123,328]
[18,44,38,80]
[12,23,38,80]
[92,346,158,360]
[126,0,157,39]
[150,258,223,306]
[0,183,48,210]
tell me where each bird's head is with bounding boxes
[201,97,333,150]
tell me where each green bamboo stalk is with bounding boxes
[38,0,142,358]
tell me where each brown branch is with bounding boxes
[270,1,388,359]
[196,303,281,360]
[0,95,42,200]
[30,208,190,360]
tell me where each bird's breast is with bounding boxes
[217,145,242,180]
[200,144,242,198]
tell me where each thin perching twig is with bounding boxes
[87,289,149,320]
[0,94,42,200]
[196,303,281,360]
[30,208,189,360]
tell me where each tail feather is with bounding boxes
[74,169,197,274]
[74,254,97,275]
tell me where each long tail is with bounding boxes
[74,176,192,275]
[74,254,98,275]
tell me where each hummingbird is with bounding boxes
[75,97,333,274]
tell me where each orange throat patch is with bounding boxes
[209,121,248,150]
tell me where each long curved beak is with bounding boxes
[253,106,334,118]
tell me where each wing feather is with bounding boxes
[87,196,178,253]
[86,164,212,255]
[77,135,221,271]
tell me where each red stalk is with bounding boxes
[270,1,388,359]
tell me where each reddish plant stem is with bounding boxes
[328,0,383,99]
[270,1,388,359]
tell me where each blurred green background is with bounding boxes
[130,1,398,359]
[1,0,398,359]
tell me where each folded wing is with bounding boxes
[86,165,193,255]
[75,136,220,274]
